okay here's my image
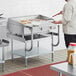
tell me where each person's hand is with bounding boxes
[52,21,62,24]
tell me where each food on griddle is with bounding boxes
[21,20,31,24]
[21,18,46,24]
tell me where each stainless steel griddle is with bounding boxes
[7,15,60,66]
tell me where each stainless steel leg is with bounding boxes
[37,40,39,55]
[58,72,62,76]
[51,32,54,62]
[24,57,27,67]
[37,40,39,47]
[2,47,5,72]
[51,53,54,61]
[2,63,5,72]
[11,39,14,62]
[24,41,27,67]
[51,25,60,62]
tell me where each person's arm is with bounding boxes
[63,4,73,22]
[52,11,63,17]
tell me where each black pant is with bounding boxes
[64,34,76,48]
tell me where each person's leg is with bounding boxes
[64,34,76,48]
[64,34,71,48]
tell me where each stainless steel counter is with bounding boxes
[51,62,76,76]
